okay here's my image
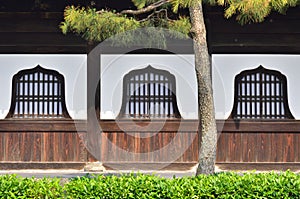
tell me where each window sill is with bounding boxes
[218,119,300,132]
[98,119,199,132]
[0,119,86,132]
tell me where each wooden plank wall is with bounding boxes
[97,120,199,163]
[216,120,300,163]
[0,7,299,54]
[0,12,87,53]
[1,119,300,165]
[0,120,87,162]
[204,6,300,54]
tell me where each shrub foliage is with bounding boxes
[0,174,63,198]
[0,171,300,198]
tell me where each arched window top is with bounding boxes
[229,65,294,120]
[118,65,181,119]
[125,65,173,81]
[6,65,71,119]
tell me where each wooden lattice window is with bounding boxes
[118,65,181,119]
[229,65,294,120]
[6,65,71,119]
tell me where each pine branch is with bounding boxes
[138,9,173,22]
[121,0,171,15]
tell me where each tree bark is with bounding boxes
[189,3,217,175]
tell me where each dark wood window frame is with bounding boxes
[229,65,294,120]
[118,65,181,119]
[6,65,71,119]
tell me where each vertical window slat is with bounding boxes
[230,65,293,120]
[167,77,171,117]
[6,65,70,119]
[119,65,181,119]
[143,74,146,116]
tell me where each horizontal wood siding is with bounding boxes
[0,120,87,162]
[204,6,300,53]
[216,120,300,163]
[0,12,87,53]
[1,7,300,54]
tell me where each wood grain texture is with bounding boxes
[1,119,300,164]
[0,132,87,162]
[204,6,300,53]
[99,121,199,163]
[1,7,299,54]
[0,120,87,162]
[216,120,300,163]
[100,132,199,163]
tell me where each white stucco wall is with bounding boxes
[100,54,198,119]
[212,54,300,119]
[0,54,87,119]
[1,54,298,121]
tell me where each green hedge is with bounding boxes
[0,174,63,198]
[0,171,300,198]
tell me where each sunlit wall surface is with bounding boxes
[100,54,198,119]
[213,54,300,119]
[0,54,87,119]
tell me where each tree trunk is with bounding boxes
[189,3,217,175]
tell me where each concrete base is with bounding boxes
[84,162,106,172]
[102,162,198,171]
[216,163,300,172]
[0,162,86,170]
